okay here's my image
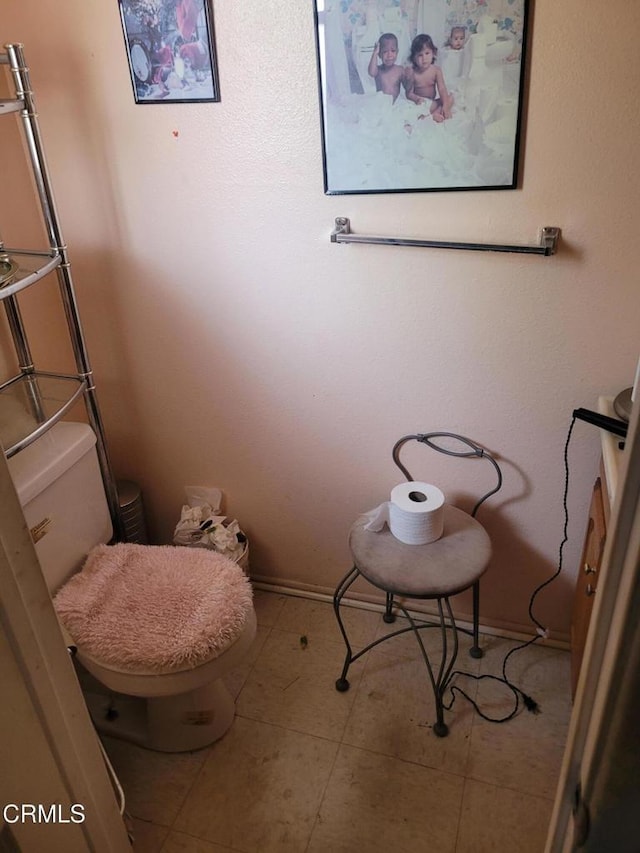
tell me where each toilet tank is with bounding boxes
[8,421,113,593]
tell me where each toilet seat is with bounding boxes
[76,608,257,698]
[54,542,254,675]
[55,542,256,750]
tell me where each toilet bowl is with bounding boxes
[72,604,256,752]
[8,421,256,752]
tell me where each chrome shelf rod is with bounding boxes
[330,217,560,256]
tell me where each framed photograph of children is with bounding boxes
[119,0,220,104]
[313,0,529,194]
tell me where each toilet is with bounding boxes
[8,421,256,753]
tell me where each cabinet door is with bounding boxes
[570,477,606,698]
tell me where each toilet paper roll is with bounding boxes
[389,482,445,545]
[362,482,445,545]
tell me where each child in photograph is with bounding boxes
[367,33,405,102]
[176,0,202,42]
[177,39,210,83]
[445,26,466,50]
[403,33,452,122]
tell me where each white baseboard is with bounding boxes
[249,574,571,651]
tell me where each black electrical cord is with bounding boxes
[442,415,578,723]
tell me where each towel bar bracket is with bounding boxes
[331,217,560,257]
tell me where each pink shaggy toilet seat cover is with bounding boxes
[54,543,253,674]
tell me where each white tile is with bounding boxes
[236,628,361,741]
[477,636,572,721]
[174,716,338,852]
[101,736,209,825]
[223,623,270,700]
[466,714,567,799]
[465,637,571,799]
[342,642,477,775]
[161,830,237,852]
[456,778,554,853]
[308,744,464,852]
[95,594,572,852]
[372,609,485,674]
[129,818,169,852]
[251,589,288,627]
[276,595,380,647]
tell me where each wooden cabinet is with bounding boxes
[570,471,608,698]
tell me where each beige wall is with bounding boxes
[1,1,638,641]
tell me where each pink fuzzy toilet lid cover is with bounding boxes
[54,543,253,674]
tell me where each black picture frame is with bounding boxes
[313,0,529,195]
[119,0,220,104]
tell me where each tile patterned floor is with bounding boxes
[102,590,572,853]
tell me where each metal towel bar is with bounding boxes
[330,217,560,256]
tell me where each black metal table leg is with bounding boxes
[333,566,359,692]
[383,591,396,623]
[333,577,466,737]
[469,580,483,659]
[398,597,460,737]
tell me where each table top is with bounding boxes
[349,504,491,599]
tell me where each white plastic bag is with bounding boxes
[173,486,247,565]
